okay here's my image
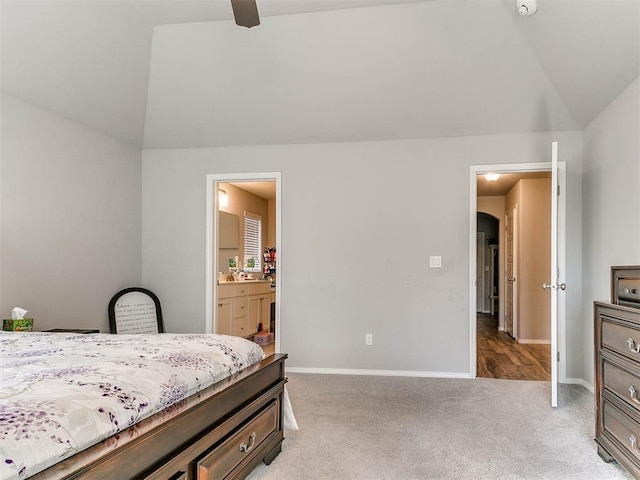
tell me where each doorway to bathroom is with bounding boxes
[205,172,281,354]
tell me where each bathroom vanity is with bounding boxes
[218,280,272,338]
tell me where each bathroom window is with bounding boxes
[243,212,262,272]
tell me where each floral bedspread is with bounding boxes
[0,331,265,480]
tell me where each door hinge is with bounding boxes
[557,352,560,362]
[557,185,560,196]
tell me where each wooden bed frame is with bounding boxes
[31,354,287,480]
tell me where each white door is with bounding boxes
[545,142,563,407]
[505,206,517,338]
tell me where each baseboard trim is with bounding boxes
[285,368,595,389]
[517,338,551,345]
[286,367,473,379]
[565,377,594,393]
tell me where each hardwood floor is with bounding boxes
[477,314,550,381]
[261,341,275,357]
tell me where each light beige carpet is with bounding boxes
[246,373,632,480]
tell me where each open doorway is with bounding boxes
[475,171,551,380]
[205,173,282,355]
[469,162,567,392]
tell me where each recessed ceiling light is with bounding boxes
[484,173,501,182]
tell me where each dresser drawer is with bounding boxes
[197,401,278,480]
[602,318,640,364]
[604,401,640,463]
[604,360,640,414]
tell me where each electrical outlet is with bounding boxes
[365,333,373,346]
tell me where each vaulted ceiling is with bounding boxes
[2,0,638,148]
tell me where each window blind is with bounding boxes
[243,212,262,272]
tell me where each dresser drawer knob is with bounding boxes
[627,338,640,354]
[239,432,257,454]
[629,386,640,404]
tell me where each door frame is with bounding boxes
[505,204,518,339]
[489,244,499,316]
[205,172,282,354]
[477,231,486,313]
[469,162,566,382]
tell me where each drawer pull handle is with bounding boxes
[630,386,640,404]
[627,338,640,354]
[631,435,640,453]
[239,432,257,453]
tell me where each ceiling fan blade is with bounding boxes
[231,0,260,28]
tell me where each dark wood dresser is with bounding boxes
[595,266,640,478]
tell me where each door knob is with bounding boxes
[558,283,567,291]
[543,283,553,290]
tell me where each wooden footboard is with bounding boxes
[32,354,287,480]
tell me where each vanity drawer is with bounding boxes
[603,401,640,463]
[234,285,249,297]
[233,297,248,318]
[218,285,235,299]
[602,318,640,364]
[248,283,271,295]
[604,360,640,413]
[197,401,278,480]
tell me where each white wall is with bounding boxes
[582,76,640,386]
[0,93,142,332]
[142,130,583,376]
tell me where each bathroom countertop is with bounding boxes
[217,279,271,285]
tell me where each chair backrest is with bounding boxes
[108,287,164,334]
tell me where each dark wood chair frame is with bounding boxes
[108,287,164,334]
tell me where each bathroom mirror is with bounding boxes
[219,211,239,248]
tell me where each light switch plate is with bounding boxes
[430,256,442,268]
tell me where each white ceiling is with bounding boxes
[1,0,638,148]
[477,171,551,197]
[232,181,276,200]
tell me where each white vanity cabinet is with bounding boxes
[217,285,234,336]
[217,281,271,338]
[248,283,272,334]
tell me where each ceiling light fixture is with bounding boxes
[484,173,501,182]
[219,189,229,208]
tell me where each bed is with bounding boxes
[0,332,288,480]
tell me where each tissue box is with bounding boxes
[3,318,34,332]
[253,331,274,345]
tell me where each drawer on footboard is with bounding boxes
[197,400,279,480]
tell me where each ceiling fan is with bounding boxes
[230,0,260,28]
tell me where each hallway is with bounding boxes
[477,314,551,381]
